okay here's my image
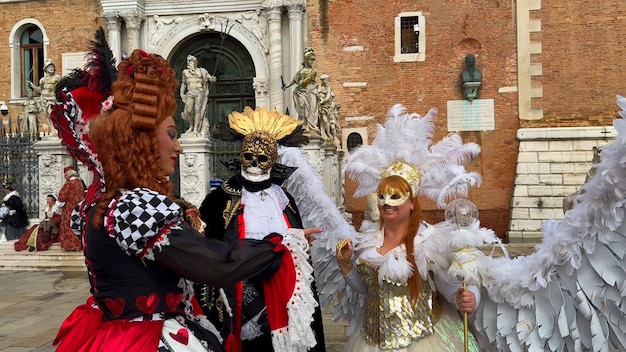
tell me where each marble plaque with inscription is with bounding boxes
[447,99,495,131]
[61,52,88,76]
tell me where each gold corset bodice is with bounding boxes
[358,260,435,349]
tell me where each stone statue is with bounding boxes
[461,54,482,101]
[318,74,341,145]
[180,55,216,136]
[19,90,40,133]
[28,59,61,135]
[284,47,319,135]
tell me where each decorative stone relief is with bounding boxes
[253,78,269,96]
[236,9,269,53]
[39,153,62,199]
[150,14,182,46]
[198,13,217,31]
[179,153,207,206]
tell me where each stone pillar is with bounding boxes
[265,6,284,112]
[104,13,122,63]
[123,12,143,51]
[322,143,340,204]
[253,78,271,109]
[287,3,305,117]
[33,139,72,220]
[179,137,214,207]
[287,3,305,85]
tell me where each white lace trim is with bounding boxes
[270,229,318,352]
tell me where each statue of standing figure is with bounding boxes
[284,47,319,135]
[318,74,341,145]
[19,90,40,133]
[28,59,61,135]
[180,55,216,136]
[461,54,482,101]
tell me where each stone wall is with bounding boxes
[509,126,616,242]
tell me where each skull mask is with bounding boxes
[240,131,278,182]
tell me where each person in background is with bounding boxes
[1,182,29,241]
[57,166,84,251]
[51,34,319,351]
[14,193,61,252]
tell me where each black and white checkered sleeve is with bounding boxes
[108,188,183,257]
[70,200,85,237]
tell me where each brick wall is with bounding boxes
[0,0,103,117]
[307,0,519,236]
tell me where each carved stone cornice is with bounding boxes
[262,0,284,9]
[284,0,306,8]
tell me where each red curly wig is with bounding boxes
[377,175,422,303]
[88,49,179,228]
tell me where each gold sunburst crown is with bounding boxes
[228,106,298,141]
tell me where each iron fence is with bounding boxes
[0,118,40,218]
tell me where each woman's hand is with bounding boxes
[335,238,354,275]
[455,288,476,314]
[303,227,323,245]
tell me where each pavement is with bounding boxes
[0,270,349,352]
[0,243,537,351]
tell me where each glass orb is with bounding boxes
[445,198,479,229]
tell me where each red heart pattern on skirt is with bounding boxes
[165,292,184,311]
[104,297,125,317]
[169,328,189,345]
[136,293,159,315]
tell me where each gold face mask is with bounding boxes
[377,189,410,207]
[240,131,278,178]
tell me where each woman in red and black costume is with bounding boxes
[51,29,318,352]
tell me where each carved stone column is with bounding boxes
[123,12,143,51]
[253,78,270,109]
[104,13,122,63]
[264,5,284,112]
[287,2,305,116]
[178,137,214,207]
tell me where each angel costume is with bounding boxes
[276,105,489,351]
[280,101,626,351]
[341,223,481,352]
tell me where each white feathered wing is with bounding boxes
[469,96,626,351]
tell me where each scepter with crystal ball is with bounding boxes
[445,198,483,352]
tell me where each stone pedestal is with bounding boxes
[33,139,76,218]
[322,142,342,205]
[179,137,214,207]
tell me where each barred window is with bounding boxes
[394,12,425,63]
[400,16,419,54]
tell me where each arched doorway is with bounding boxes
[169,33,256,190]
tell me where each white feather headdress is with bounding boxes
[343,104,482,208]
